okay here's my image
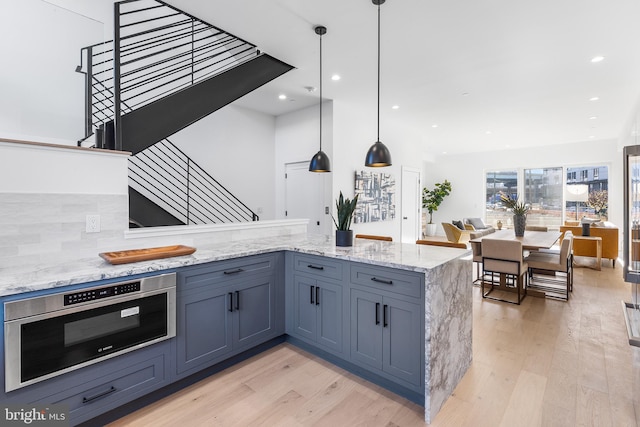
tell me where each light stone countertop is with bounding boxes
[0,234,470,297]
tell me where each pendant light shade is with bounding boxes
[365,0,392,167]
[309,25,331,172]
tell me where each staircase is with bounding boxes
[76,0,293,227]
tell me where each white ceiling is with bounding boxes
[168,0,640,155]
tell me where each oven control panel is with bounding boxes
[64,281,141,305]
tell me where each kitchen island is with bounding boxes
[0,234,472,424]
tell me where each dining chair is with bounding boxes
[481,238,528,304]
[469,237,483,285]
[355,234,393,242]
[416,240,467,249]
[524,233,573,300]
[525,225,548,231]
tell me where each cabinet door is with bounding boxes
[176,286,233,374]
[383,295,422,386]
[234,275,276,350]
[316,280,343,353]
[292,275,317,341]
[350,289,383,370]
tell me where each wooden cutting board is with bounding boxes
[99,245,196,265]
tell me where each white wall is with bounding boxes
[169,105,277,220]
[274,101,333,233]
[1,1,106,145]
[331,99,427,241]
[0,141,129,195]
[422,138,623,235]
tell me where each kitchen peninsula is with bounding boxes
[0,233,472,424]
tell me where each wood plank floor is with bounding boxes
[108,261,640,426]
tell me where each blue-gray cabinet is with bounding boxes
[175,254,280,378]
[292,274,343,353]
[0,340,171,426]
[288,254,346,355]
[349,263,424,390]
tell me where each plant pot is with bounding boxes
[425,223,437,236]
[335,230,353,247]
[513,214,526,237]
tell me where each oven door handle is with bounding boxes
[82,386,116,404]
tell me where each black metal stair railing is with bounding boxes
[77,0,261,148]
[74,0,264,224]
[129,138,259,224]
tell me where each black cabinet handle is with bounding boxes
[82,386,116,404]
[371,277,393,285]
[383,304,388,327]
[375,302,380,325]
[307,264,325,270]
[235,290,240,310]
[315,286,320,305]
[310,286,315,304]
[228,292,233,312]
[223,268,244,275]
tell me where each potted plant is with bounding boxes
[499,192,530,237]
[422,180,452,236]
[333,191,359,246]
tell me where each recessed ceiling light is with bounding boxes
[486,130,492,135]
[505,144,511,148]
[391,105,399,110]
[331,74,341,81]
[589,96,600,101]
[591,56,604,63]
[442,151,447,155]
[432,124,438,128]
[589,135,595,139]
[278,94,287,100]
[589,116,598,120]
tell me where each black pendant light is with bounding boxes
[309,25,331,172]
[365,0,392,167]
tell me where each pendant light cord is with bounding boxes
[377,2,381,142]
[319,31,323,151]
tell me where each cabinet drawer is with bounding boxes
[179,254,276,290]
[43,351,168,425]
[350,263,423,298]
[292,254,344,281]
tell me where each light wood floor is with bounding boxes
[108,262,640,426]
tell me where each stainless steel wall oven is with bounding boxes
[4,273,176,392]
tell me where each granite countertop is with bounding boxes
[0,234,470,297]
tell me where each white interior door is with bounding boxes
[285,162,327,235]
[401,167,421,243]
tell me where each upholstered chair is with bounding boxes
[481,239,528,304]
[525,233,573,300]
[441,222,471,243]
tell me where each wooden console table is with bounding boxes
[572,235,602,270]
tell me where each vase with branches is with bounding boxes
[587,190,608,219]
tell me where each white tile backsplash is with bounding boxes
[0,192,309,272]
[0,192,128,269]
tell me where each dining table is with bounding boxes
[470,229,562,299]
[469,229,561,250]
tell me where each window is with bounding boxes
[524,168,563,228]
[485,170,517,227]
[484,165,609,227]
[566,166,608,221]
